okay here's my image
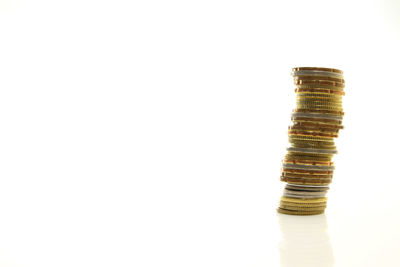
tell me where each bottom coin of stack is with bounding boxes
[277,66,345,215]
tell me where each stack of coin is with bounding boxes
[277,67,345,215]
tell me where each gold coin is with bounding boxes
[294,76,345,85]
[292,116,343,123]
[282,176,334,184]
[296,94,344,100]
[288,131,339,139]
[281,172,334,178]
[283,168,334,175]
[291,121,343,130]
[295,84,345,92]
[296,103,343,109]
[284,182,331,186]
[296,102,343,109]
[296,99,343,104]
[279,205,327,211]
[282,182,332,186]
[280,199,327,205]
[291,119,343,128]
[283,159,334,166]
[280,200,327,207]
[296,94,343,99]
[280,177,332,185]
[294,108,344,116]
[279,203,327,209]
[295,106,343,112]
[295,91,344,97]
[289,138,336,145]
[290,140,336,147]
[289,127,340,136]
[282,171,334,178]
[282,175,334,182]
[288,134,335,141]
[284,154,334,162]
[295,87,345,95]
[290,123,341,129]
[283,160,334,167]
[285,150,335,156]
[279,206,326,215]
[296,98,343,104]
[294,79,345,88]
[296,104,343,110]
[277,208,325,215]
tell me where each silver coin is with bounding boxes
[287,147,338,154]
[291,112,343,121]
[292,70,344,79]
[283,163,335,171]
[283,193,328,199]
[286,183,330,189]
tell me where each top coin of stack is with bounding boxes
[278,67,345,215]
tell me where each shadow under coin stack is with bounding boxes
[277,67,345,215]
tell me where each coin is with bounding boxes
[291,120,343,130]
[281,174,333,180]
[295,87,345,95]
[294,79,345,88]
[292,66,343,75]
[291,122,343,131]
[280,176,332,185]
[280,201,327,207]
[288,134,336,141]
[283,190,327,198]
[296,99,343,106]
[292,111,343,120]
[279,204,327,211]
[283,161,334,167]
[284,184,329,191]
[288,131,339,138]
[287,147,338,154]
[294,108,344,115]
[284,154,334,163]
[280,196,327,203]
[283,163,335,171]
[295,104,343,111]
[288,141,337,150]
[277,208,325,215]
[285,184,330,191]
[295,84,345,92]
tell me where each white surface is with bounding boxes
[0,0,399,266]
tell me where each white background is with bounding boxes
[1,0,399,266]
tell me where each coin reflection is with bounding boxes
[278,213,334,267]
